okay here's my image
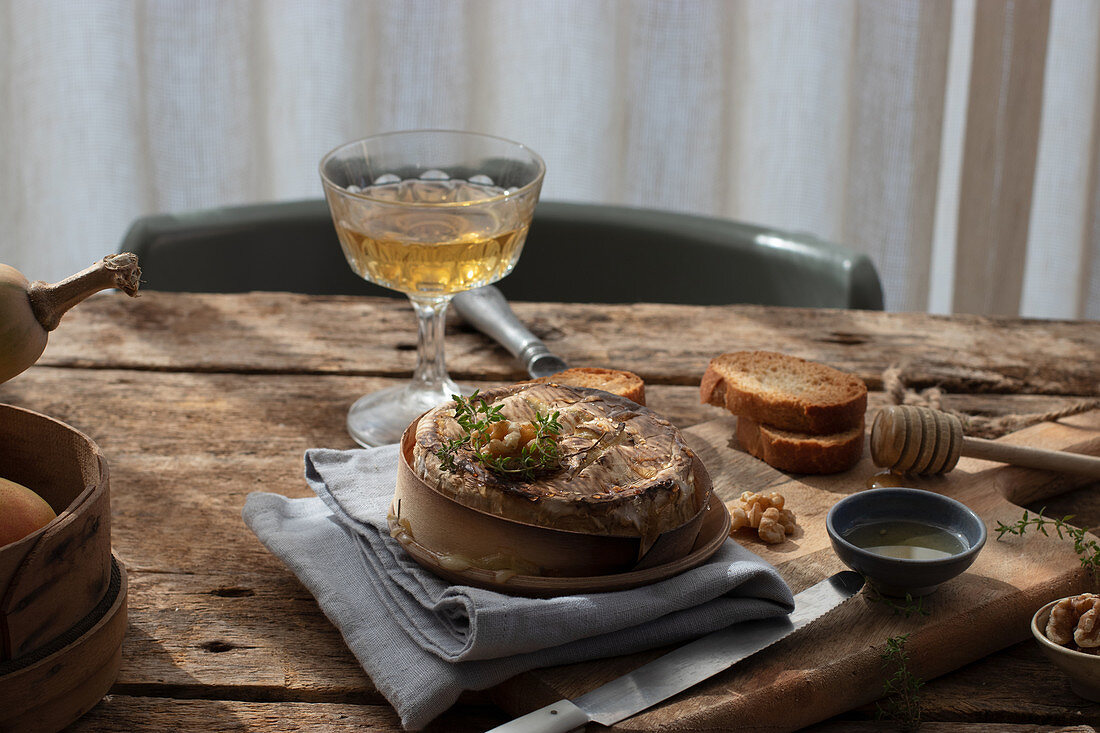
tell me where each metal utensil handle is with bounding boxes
[452,285,565,378]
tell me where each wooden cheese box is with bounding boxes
[0,404,127,733]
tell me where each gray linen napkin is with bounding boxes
[242,445,793,730]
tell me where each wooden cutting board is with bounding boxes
[492,410,1100,731]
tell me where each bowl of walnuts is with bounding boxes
[1032,593,1100,701]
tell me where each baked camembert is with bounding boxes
[412,382,704,551]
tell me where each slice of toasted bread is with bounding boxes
[532,367,646,405]
[736,417,864,474]
[700,351,866,434]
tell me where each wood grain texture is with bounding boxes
[61,693,1100,733]
[65,695,504,733]
[31,293,1100,393]
[0,292,1098,731]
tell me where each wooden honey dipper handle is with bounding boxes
[870,405,1100,478]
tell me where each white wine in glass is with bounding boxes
[319,131,545,446]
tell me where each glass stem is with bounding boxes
[408,295,455,392]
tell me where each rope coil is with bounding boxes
[882,365,1100,439]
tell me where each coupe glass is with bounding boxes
[319,130,545,446]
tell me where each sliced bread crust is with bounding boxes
[700,351,866,434]
[532,367,646,405]
[736,416,864,474]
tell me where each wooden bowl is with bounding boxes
[0,403,126,731]
[391,417,717,592]
[0,557,127,733]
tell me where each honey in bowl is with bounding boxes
[843,520,968,561]
[866,470,907,489]
[826,487,987,596]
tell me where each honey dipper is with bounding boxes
[870,404,1100,478]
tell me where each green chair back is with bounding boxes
[119,199,883,309]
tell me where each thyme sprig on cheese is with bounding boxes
[436,390,562,481]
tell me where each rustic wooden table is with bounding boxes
[2,292,1098,732]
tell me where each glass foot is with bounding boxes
[346,380,471,447]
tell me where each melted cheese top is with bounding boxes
[411,383,699,539]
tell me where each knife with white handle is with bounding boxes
[453,285,568,379]
[484,571,864,733]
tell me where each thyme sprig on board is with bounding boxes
[876,634,923,731]
[995,508,1100,571]
[435,390,562,482]
[864,583,931,618]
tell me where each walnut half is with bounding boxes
[728,491,797,544]
[478,420,537,459]
[1046,593,1100,652]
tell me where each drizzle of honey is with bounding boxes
[866,470,907,489]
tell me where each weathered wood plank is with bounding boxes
[2,368,1094,453]
[2,367,1100,729]
[68,695,504,732]
[2,370,1096,571]
[873,640,1100,727]
[111,563,1100,724]
[812,725,1096,732]
[103,565,1100,730]
[35,292,1100,394]
[4,291,1100,731]
[67,694,1099,733]
[114,569,376,700]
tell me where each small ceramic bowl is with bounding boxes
[826,487,986,597]
[1032,597,1100,702]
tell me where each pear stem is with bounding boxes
[27,253,141,332]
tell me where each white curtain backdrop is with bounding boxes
[1,0,1097,317]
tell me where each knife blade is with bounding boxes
[484,571,864,733]
[453,285,568,379]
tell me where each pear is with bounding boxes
[0,253,140,384]
[0,476,57,547]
